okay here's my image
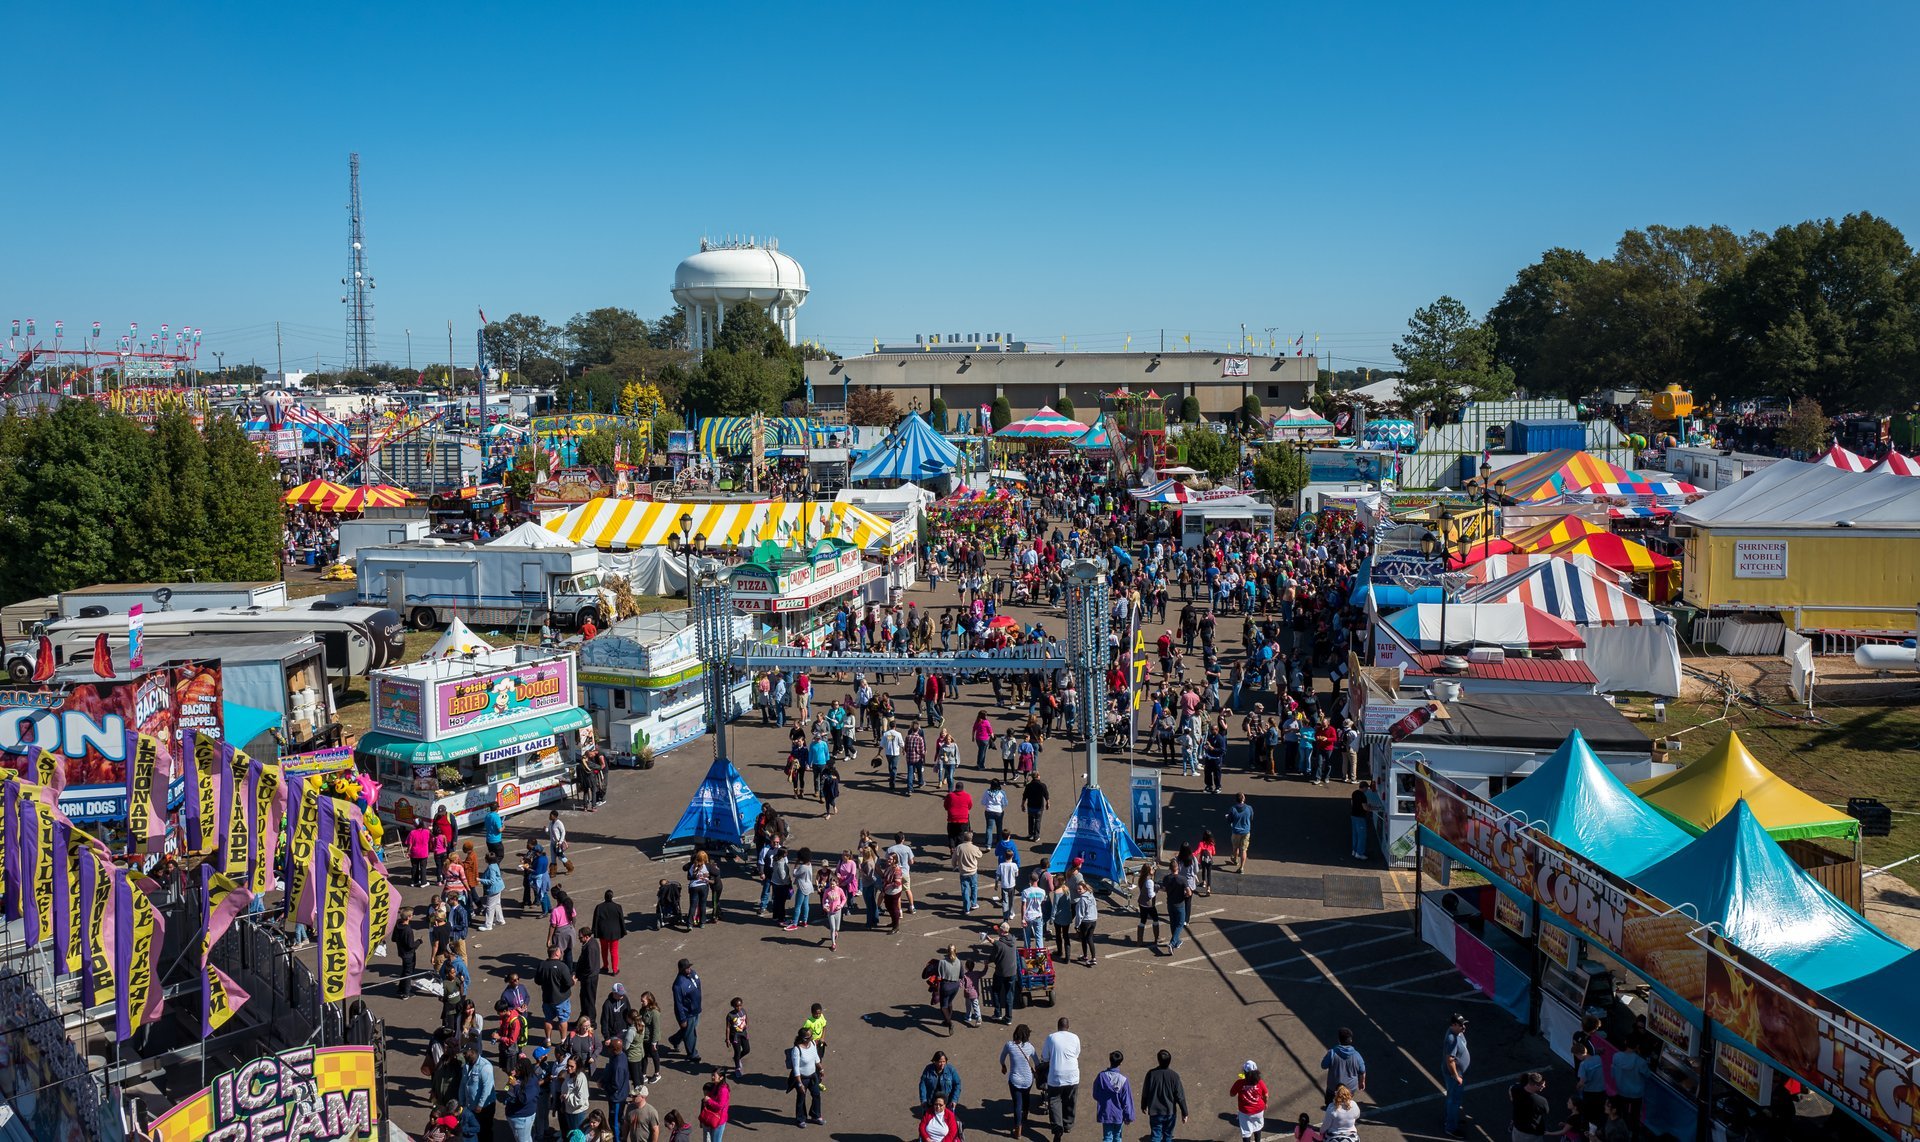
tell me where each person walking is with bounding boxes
[918,1049,964,1112]
[1319,1028,1366,1108]
[456,1045,496,1142]
[930,944,964,1033]
[983,779,1008,849]
[789,850,817,931]
[1230,1061,1268,1142]
[1227,794,1253,873]
[535,945,575,1044]
[408,819,433,887]
[593,889,628,975]
[634,992,664,1084]
[477,855,506,932]
[944,780,974,850]
[1319,1085,1361,1142]
[1042,1017,1083,1142]
[1000,1023,1040,1136]
[503,1056,539,1142]
[483,801,506,864]
[1133,860,1161,950]
[558,1053,591,1137]
[952,830,982,913]
[819,867,846,950]
[1440,1013,1470,1138]
[723,997,750,1076]
[697,1071,730,1142]
[989,926,1021,1023]
[1508,1071,1554,1142]
[1140,1050,1189,1142]
[918,1095,962,1142]
[1022,776,1050,840]
[1092,1051,1135,1142]
[576,927,602,1025]
[786,1028,823,1127]
[973,711,995,770]
[668,959,703,1065]
[1071,882,1100,966]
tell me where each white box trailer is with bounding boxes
[355,540,609,631]
[55,581,288,619]
[337,516,431,562]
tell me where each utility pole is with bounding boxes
[275,321,284,380]
[406,329,413,372]
[212,351,225,382]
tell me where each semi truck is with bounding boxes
[354,539,610,631]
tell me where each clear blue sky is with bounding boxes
[6,1,1916,375]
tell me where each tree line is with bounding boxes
[0,402,286,606]
[1391,213,1920,419]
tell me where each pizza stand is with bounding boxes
[726,537,881,647]
[1413,730,1918,1142]
[354,646,590,829]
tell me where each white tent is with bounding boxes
[489,520,579,548]
[598,547,690,596]
[426,617,494,659]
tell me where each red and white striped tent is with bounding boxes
[1871,449,1920,476]
[1816,443,1872,472]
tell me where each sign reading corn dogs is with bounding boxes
[1413,765,1707,1006]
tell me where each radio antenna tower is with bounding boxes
[341,152,376,370]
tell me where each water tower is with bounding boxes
[672,237,808,350]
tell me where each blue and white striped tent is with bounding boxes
[849,412,959,481]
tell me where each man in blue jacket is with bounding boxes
[456,1044,495,1141]
[669,958,703,1064]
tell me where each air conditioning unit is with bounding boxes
[1670,525,1694,539]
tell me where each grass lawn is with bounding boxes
[331,596,684,739]
[1615,692,1920,892]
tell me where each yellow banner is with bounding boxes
[34,748,59,788]
[33,805,55,946]
[320,843,351,1004]
[128,733,160,855]
[206,960,239,1031]
[250,755,279,898]
[127,890,158,1025]
[288,783,321,920]
[369,865,393,949]
[65,841,85,973]
[224,747,251,878]
[86,853,114,999]
[195,733,220,858]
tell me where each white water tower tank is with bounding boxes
[672,237,808,350]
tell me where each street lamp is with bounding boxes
[679,512,694,594]
[1420,530,1449,654]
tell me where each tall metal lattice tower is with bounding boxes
[341,152,376,369]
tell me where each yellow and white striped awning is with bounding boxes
[542,498,896,552]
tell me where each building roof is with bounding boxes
[1408,693,1650,753]
[1404,655,1599,685]
[1675,459,1920,530]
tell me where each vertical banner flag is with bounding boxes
[49,818,71,973]
[200,865,254,1035]
[0,781,14,921]
[185,729,209,854]
[338,809,373,995]
[64,835,85,974]
[320,841,352,1003]
[220,741,246,878]
[113,869,135,1040]
[34,747,66,797]
[82,850,112,1007]
[248,753,282,898]
[26,796,54,945]
[128,604,144,671]
[125,731,162,856]
[133,879,164,1028]
[288,780,323,925]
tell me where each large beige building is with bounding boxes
[805,343,1317,425]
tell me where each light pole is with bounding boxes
[1065,558,1110,789]
[678,512,694,596]
[1421,530,1448,654]
[691,561,735,767]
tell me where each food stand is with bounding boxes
[728,538,881,647]
[579,609,756,761]
[355,646,588,829]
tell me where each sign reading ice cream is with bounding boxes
[433,657,575,736]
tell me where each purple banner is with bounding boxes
[50,820,70,976]
[113,869,133,1041]
[1,782,17,922]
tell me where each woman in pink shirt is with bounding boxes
[973,712,995,771]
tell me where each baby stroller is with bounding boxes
[656,879,685,931]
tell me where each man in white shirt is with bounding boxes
[882,726,906,790]
[1020,874,1049,947]
[1042,1016,1083,1142]
[997,854,1022,916]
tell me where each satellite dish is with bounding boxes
[154,587,174,605]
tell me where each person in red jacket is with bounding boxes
[943,782,974,850]
[918,1094,963,1142]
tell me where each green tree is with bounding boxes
[1251,443,1311,501]
[1180,395,1201,423]
[929,397,949,432]
[1578,225,1757,394]
[1179,426,1239,476]
[201,415,284,581]
[1778,397,1831,456]
[1056,395,1076,419]
[648,308,687,350]
[127,411,211,582]
[1705,213,1920,408]
[565,307,652,370]
[1392,295,1515,422]
[577,425,645,470]
[680,304,802,416]
[1486,247,1601,398]
[481,313,565,379]
[0,401,148,601]
[990,396,1012,431]
[1241,393,1263,426]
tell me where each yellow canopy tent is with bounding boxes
[1629,731,1859,842]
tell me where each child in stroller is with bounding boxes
[656,879,685,931]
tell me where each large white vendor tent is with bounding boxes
[1461,558,1681,696]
